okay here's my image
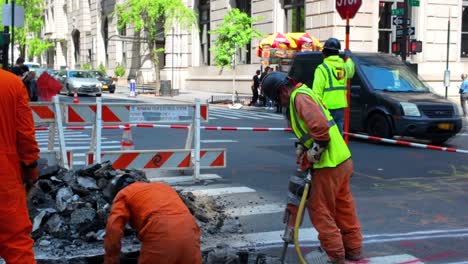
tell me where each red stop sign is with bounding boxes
[336,0,362,19]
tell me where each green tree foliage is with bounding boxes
[82,63,92,70]
[98,63,107,74]
[0,0,52,58]
[210,8,263,68]
[114,0,197,88]
[114,64,126,77]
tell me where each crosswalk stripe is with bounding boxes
[182,186,256,196]
[40,145,120,151]
[209,108,283,120]
[38,140,120,145]
[149,174,222,185]
[227,203,284,217]
[200,139,238,143]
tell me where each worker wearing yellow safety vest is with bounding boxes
[313,38,355,135]
[261,71,363,264]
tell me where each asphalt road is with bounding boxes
[46,95,468,263]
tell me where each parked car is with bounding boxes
[89,70,116,93]
[24,62,41,71]
[288,52,463,144]
[56,70,102,96]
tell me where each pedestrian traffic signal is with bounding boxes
[392,40,422,55]
[410,40,422,54]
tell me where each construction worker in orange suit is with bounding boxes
[104,175,202,264]
[261,72,363,264]
[0,69,40,263]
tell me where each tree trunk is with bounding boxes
[150,42,161,94]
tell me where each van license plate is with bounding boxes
[102,85,108,89]
[437,123,453,130]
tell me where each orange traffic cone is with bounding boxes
[73,89,79,104]
[121,124,134,150]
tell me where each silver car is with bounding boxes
[57,70,102,96]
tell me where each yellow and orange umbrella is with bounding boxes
[259,32,297,49]
[285,32,322,51]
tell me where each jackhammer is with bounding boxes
[279,142,312,264]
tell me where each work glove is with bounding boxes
[344,49,352,59]
[295,143,305,157]
[306,141,327,164]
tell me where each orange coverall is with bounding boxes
[104,182,202,264]
[0,69,39,263]
[295,93,362,261]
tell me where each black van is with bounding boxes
[288,52,463,144]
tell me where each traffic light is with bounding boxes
[392,41,400,54]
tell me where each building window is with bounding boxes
[236,0,251,64]
[199,0,210,65]
[284,0,304,32]
[462,5,468,57]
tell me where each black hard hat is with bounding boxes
[323,38,341,51]
[112,174,136,196]
[260,72,289,100]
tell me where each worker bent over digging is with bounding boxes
[261,72,363,264]
[104,175,202,264]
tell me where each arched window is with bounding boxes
[72,29,80,64]
[283,0,304,32]
[103,17,109,66]
[199,0,210,65]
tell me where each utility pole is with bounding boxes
[444,10,451,99]
[401,0,409,62]
[11,0,15,66]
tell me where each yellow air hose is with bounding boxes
[294,179,310,264]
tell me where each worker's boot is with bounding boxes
[345,248,364,262]
[305,247,345,264]
[345,253,364,262]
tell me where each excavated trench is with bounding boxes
[27,161,282,264]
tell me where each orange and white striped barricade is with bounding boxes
[65,98,209,162]
[86,148,226,170]
[31,96,69,169]
[30,101,56,151]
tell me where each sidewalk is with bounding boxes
[110,85,264,110]
[112,85,466,116]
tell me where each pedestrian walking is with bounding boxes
[460,73,468,117]
[0,68,40,263]
[259,66,271,107]
[104,175,202,264]
[312,38,355,134]
[261,71,363,264]
[249,69,261,106]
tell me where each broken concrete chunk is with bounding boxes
[32,208,56,232]
[56,187,74,212]
[96,229,106,241]
[77,163,102,177]
[206,243,240,264]
[38,239,51,247]
[77,176,99,190]
[70,207,96,225]
[46,214,69,238]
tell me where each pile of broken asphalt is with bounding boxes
[26,160,282,263]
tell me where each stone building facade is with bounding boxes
[40,0,468,95]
